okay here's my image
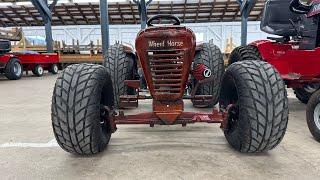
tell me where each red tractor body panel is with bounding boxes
[135,26,196,124]
[250,40,320,87]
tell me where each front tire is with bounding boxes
[192,42,224,108]
[306,90,320,142]
[51,64,114,155]
[220,61,288,153]
[4,58,23,80]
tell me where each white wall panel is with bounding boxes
[21,21,270,52]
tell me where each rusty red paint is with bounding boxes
[112,110,225,126]
[110,22,228,129]
[135,26,196,123]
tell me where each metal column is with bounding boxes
[134,0,152,29]
[237,0,255,45]
[100,0,110,65]
[31,0,56,53]
[44,0,53,52]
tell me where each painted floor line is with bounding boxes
[0,139,58,148]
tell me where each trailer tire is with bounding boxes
[306,90,320,142]
[220,60,288,153]
[49,64,59,74]
[51,64,114,155]
[228,45,262,65]
[4,58,23,80]
[193,42,224,108]
[33,65,44,77]
[105,43,137,108]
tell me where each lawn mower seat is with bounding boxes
[260,0,302,37]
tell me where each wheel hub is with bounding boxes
[54,65,58,72]
[226,104,239,132]
[13,62,21,76]
[38,67,43,74]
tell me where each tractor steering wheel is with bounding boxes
[147,15,181,26]
[289,0,311,14]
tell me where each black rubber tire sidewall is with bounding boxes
[306,90,320,142]
[193,42,224,108]
[220,61,289,153]
[4,58,23,80]
[51,64,113,155]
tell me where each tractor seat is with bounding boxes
[260,0,302,37]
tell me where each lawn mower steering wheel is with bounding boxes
[147,15,181,26]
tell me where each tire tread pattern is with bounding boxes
[224,60,288,153]
[105,43,134,108]
[51,63,111,155]
[228,45,262,65]
[194,42,224,107]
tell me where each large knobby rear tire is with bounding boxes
[306,90,320,142]
[193,42,224,107]
[220,61,288,153]
[51,64,114,155]
[4,58,23,80]
[228,45,262,65]
[105,43,136,108]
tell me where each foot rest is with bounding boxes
[119,95,138,108]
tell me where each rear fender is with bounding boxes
[249,40,276,60]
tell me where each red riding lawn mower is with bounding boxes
[51,15,289,155]
[229,0,320,142]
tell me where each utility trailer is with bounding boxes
[0,40,59,80]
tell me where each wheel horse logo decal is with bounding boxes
[203,69,212,78]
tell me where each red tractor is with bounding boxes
[229,0,320,104]
[51,15,289,155]
[229,0,320,142]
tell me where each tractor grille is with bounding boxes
[148,49,185,96]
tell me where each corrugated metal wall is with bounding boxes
[21,21,269,52]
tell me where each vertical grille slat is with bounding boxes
[148,49,185,95]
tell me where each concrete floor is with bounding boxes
[0,74,319,180]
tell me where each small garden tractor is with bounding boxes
[51,15,289,155]
[229,0,320,142]
[229,0,320,104]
